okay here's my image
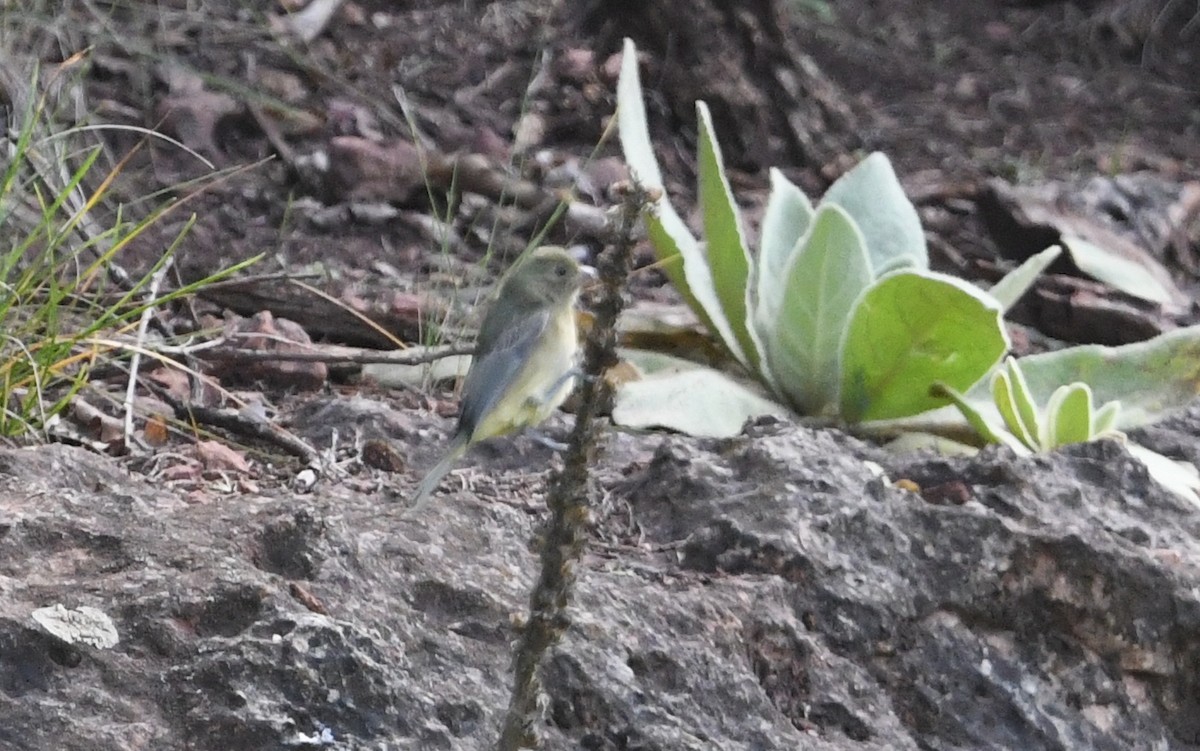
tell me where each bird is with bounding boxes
[408,245,587,510]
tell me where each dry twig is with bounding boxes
[497,182,649,750]
[122,257,174,449]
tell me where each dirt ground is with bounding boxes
[80,2,1200,272]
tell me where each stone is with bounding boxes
[2,412,1200,749]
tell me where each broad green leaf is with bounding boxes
[767,204,871,415]
[1063,235,1185,309]
[992,369,1037,449]
[980,326,1200,429]
[839,270,1009,422]
[1045,383,1093,447]
[618,39,747,366]
[696,101,760,370]
[988,245,1062,311]
[1005,357,1041,446]
[756,168,815,325]
[612,364,789,438]
[821,152,927,275]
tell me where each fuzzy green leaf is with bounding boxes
[932,381,1025,451]
[696,101,760,370]
[992,368,1037,450]
[617,38,747,366]
[1004,357,1042,447]
[756,168,815,325]
[644,213,714,342]
[1045,382,1093,447]
[989,245,1062,311]
[986,327,1200,429]
[1093,400,1122,436]
[840,270,1009,422]
[767,204,871,414]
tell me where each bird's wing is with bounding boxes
[457,308,551,438]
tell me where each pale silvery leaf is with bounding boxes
[1126,443,1200,507]
[821,152,927,275]
[767,203,871,415]
[988,245,1062,311]
[613,366,789,438]
[756,168,814,329]
[617,38,747,366]
[1063,234,1185,309]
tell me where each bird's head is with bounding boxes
[504,245,588,307]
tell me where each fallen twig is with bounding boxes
[123,256,174,449]
[174,401,321,466]
[143,375,323,467]
[198,342,473,365]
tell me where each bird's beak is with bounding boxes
[578,265,599,292]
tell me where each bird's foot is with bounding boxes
[527,430,569,452]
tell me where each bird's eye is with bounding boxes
[555,264,569,277]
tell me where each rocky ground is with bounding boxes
[2,0,1200,749]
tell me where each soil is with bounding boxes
[79,0,1200,293]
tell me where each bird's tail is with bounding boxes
[407,434,469,512]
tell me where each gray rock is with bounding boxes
[1,414,1199,750]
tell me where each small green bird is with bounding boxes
[409,246,587,510]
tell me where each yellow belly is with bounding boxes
[470,307,578,442]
